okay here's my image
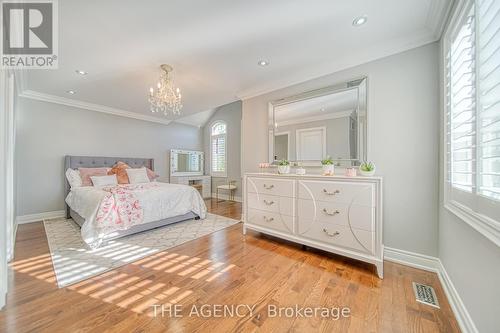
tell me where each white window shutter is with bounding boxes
[449,7,476,194]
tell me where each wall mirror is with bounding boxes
[170,149,204,176]
[268,77,367,166]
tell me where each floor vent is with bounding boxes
[412,282,440,308]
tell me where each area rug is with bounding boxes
[43,213,240,288]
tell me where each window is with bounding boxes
[445,0,500,243]
[211,121,227,176]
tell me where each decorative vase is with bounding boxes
[345,167,357,177]
[322,164,335,175]
[359,167,376,177]
[278,165,290,174]
[296,167,306,175]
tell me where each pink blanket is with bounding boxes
[95,183,160,229]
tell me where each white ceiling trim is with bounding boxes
[426,0,454,40]
[19,90,172,126]
[173,118,202,127]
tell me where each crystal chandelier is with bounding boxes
[148,64,182,115]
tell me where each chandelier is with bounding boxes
[148,64,183,115]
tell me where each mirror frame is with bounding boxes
[170,149,204,176]
[268,77,367,166]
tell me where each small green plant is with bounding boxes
[360,161,375,172]
[321,156,334,165]
[278,159,290,166]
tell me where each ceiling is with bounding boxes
[21,0,451,126]
[275,89,357,125]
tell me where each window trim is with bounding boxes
[442,0,500,246]
[210,120,227,177]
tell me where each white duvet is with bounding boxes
[65,182,207,247]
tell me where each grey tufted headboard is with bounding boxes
[64,155,154,218]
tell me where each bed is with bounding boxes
[64,155,207,248]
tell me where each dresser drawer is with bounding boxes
[246,209,294,234]
[247,177,295,197]
[298,180,374,206]
[298,221,375,255]
[247,192,295,216]
[298,199,375,231]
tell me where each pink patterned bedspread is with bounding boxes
[95,183,160,229]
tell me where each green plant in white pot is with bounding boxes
[321,156,335,175]
[359,161,376,176]
[277,159,291,174]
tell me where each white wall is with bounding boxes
[242,43,440,256]
[16,98,203,216]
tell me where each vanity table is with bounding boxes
[243,173,384,278]
[169,149,211,199]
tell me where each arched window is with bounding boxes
[211,121,227,176]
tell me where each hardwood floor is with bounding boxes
[0,199,459,332]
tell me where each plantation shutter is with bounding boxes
[448,6,476,196]
[211,122,227,176]
[445,0,500,230]
[212,135,226,173]
[478,0,500,201]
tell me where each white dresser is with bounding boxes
[170,175,211,199]
[243,173,384,278]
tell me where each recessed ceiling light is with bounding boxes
[352,15,368,27]
[66,90,76,95]
[75,70,87,75]
[320,108,326,111]
[258,60,269,66]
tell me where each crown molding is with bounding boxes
[173,119,202,128]
[19,90,172,125]
[426,0,453,40]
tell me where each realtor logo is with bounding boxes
[1,0,58,68]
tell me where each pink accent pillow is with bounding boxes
[79,167,108,186]
[146,168,159,181]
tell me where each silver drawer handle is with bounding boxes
[263,200,275,205]
[323,189,340,195]
[323,229,340,237]
[263,184,274,190]
[263,216,274,222]
[322,208,340,216]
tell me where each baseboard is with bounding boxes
[436,260,478,333]
[384,246,441,273]
[211,193,242,203]
[16,210,65,224]
[384,247,477,333]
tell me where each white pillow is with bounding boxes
[91,174,118,187]
[66,168,82,188]
[126,167,150,184]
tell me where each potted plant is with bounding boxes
[277,159,291,174]
[359,161,376,176]
[321,156,335,175]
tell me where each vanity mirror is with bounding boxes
[268,77,367,166]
